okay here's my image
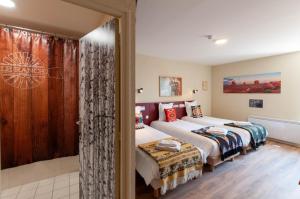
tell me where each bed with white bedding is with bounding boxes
[151,120,215,160]
[150,120,245,169]
[182,116,251,148]
[183,101,268,151]
[135,125,204,196]
[181,116,266,152]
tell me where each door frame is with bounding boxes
[63,1,136,199]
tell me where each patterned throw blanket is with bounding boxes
[138,138,203,195]
[225,123,267,150]
[191,127,243,161]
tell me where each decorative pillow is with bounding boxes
[191,105,203,118]
[135,112,144,129]
[164,108,177,122]
[158,103,173,121]
[185,101,198,117]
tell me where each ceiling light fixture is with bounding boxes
[214,39,228,45]
[204,35,228,46]
[0,0,15,8]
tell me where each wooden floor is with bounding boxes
[136,141,300,199]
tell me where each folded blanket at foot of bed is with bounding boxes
[225,122,267,150]
[191,127,243,161]
[138,137,203,195]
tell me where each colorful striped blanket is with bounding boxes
[191,127,243,161]
[225,123,267,150]
[138,138,203,195]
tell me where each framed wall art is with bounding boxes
[223,72,281,93]
[159,76,182,97]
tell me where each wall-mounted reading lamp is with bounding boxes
[193,89,199,94]
[137,88,143,94]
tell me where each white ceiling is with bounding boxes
[0,0,109,38]
[136,0,300,65]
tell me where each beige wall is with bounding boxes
[136,54,212,115]
[212,52,300,121]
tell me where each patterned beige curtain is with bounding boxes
[79,19,116,199]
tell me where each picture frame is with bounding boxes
[249,99,264,108]
[159,76,182,97]
[202,80,208,91]
[223,72,281,93]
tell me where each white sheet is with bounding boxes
[151,120,219,159]
[136,125,204,189]
[182,116,251,147]
[183,116,233,126]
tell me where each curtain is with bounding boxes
[79,19,116,199]
[0,27,79,169]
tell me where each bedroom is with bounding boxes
[135,0,300,198]
[0,0,299,199]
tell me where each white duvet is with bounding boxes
[136,125,204,189]
[151,120,218,159]
[182,116,251,147]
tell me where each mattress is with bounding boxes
[182,116,251,147]
[151,120,219,159]
[135,125,204,189]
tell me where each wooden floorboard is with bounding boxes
[136,141,300,199]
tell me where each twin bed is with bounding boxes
[136,125,205,197]
[151,119,251,170]
[135,101,268,197]
[181,116,253,153]
[181,115,268,151]
[136,125,171,190]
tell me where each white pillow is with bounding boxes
[135,106,143,114]
[158,103,173,121]
[185,101,198,117]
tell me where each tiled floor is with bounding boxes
[1,172,79,199]
[1,156,79,190]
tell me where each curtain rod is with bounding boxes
[0,23,79,40]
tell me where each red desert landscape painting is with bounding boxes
[223,72,281,93]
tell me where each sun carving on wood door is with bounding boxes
[0,52,63,89]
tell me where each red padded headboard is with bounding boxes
[135,101,189,125]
